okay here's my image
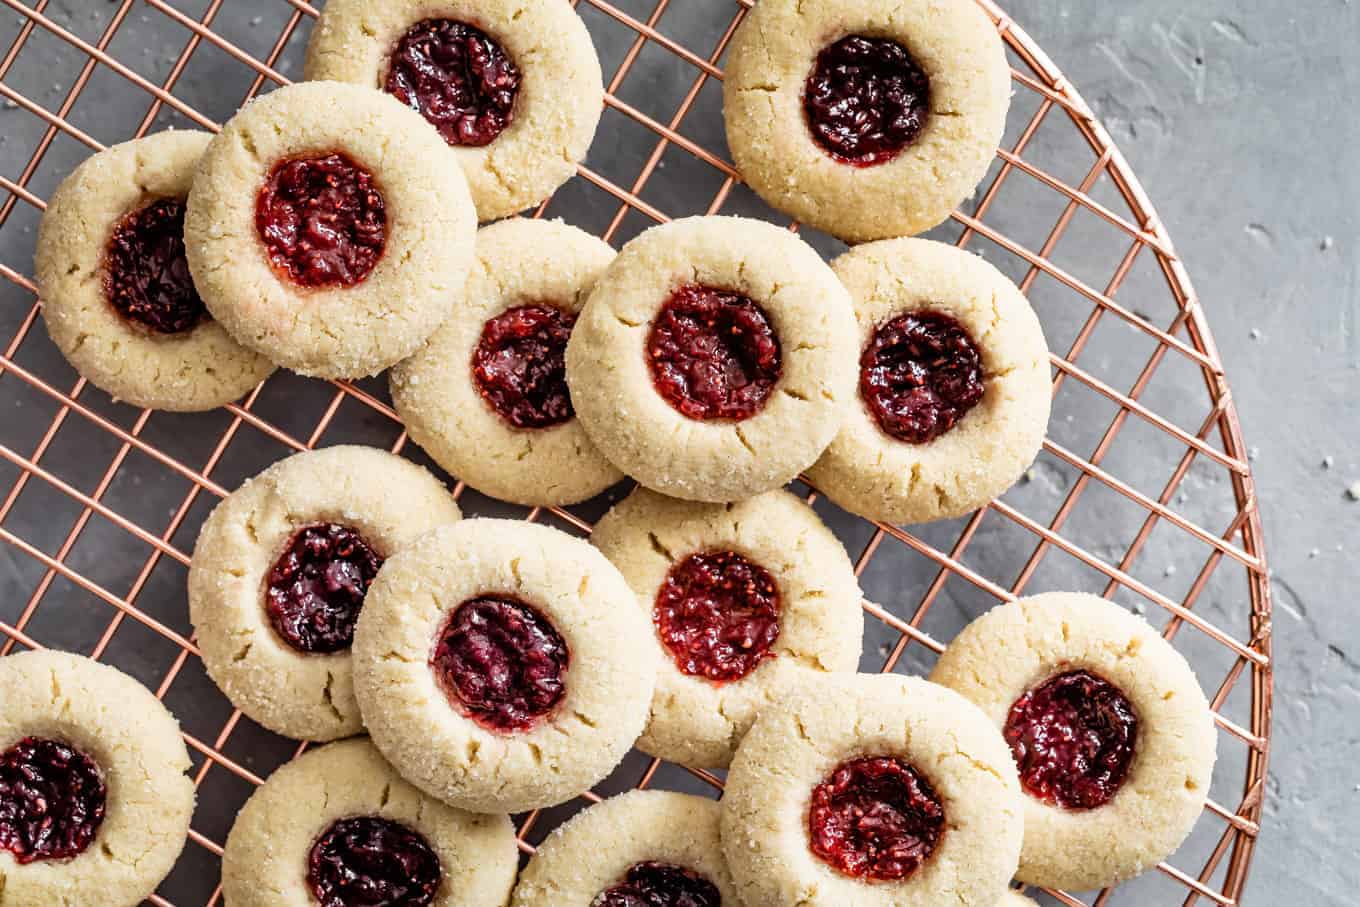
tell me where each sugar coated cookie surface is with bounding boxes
[510,790,738,906]
[188,445,461,741]
[929,592,1218,890]
[723,0,1009,242]
[34,130,275,411]
[392,218,623,507]
[591,487,863,768]
[806,237,1050,525]
[0,650,195,907]
[222,737,517,907]
[352,518,655,813]
[565,215,857,502]
[721,674,1022,907]
[305,0,603,222]
[184,81,476,379]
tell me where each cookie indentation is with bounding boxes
[1004,669,1138,810]
[860,310,985,444]
[432,595,569,733]
[592,860,722,907]
[386,19,521,148]
[804,35,930,167]
[472,303,577,430]
[0,736,107,864]
[266,523,384,655]
[646,285,782,422]
[654,550,780,684]
[307,815,442,907]
[808,755,945,881]
[104,197,206,335]
[255,152,387,288]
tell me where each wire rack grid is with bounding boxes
[0,0,1271,904]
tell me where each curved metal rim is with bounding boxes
[977,2,1273,899]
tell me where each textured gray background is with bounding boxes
[0,0,1353,904]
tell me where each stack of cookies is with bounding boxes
[10,0,1221,905]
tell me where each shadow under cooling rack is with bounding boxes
[0,0,1271,905]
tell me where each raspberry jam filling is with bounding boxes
[804,35,930,166]
[592,861,722,907]
[1004,669,1139,810]
[653,551,781,684]
[860,310,985,444]
[0,736,107,864]
[104,197,206,334]
[266,523,384,655]
[472,304,577,430]
[431,595,569,733]
[255,152,387,288]
[307,816,442,907]
[808,755,945,881]
[646,285,782,422]
[385,19,522,148]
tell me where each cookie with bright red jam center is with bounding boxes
[103,197,206,334]
[472,304,577,429]
[266,523,383,655]
[0,736,107,864]
[804,35,930,166]
[255,152,387,288]
[592,861,722,907]
[307,815,442,907]
[1004,669,1139,810]
[431,595,569,733]
[860,310,985,444]
[808,755,945,881]
[646,285,782,422]
[385,19,522,148]
[653,551,780,684]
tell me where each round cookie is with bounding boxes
[721,673,1022,907]
[304,0,603,222]
[351,518,656,814]
[510,789,738,906]
[222,737,516,907]
[806,238,1050,525]
[184,81,476,379]
[723,0,1009,242]
[0,650,195,907]
[34,130,275,411]
[590,487,864,769]
[565,216,858,502]
[188,445,461,741]
[391,219,623,507]
[928,592,1218,891]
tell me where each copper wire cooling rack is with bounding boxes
[0,0,1272,904]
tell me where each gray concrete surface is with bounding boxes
[1008,3,1359,902]
[0,0,1353,904]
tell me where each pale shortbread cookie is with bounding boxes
[723,0,1009,242]
[511,790,738,906]
[221,738,517,907]
[590,487,863,769]
[929,592,1218,891]
[391,219,623,507]
[721,674,1022,907]
[806,238,1050,525]
[34,130,275,411]
[304,0,603,222]
[185,81,476,379]
[0,650,195,907]
[565,216,857,502]
[351,519,655,814]
[188,445,461,741]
